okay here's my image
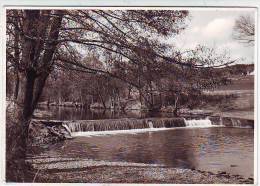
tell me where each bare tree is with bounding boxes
[233,14,255,45]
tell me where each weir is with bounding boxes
[60,117,221,136]
[37,116,253,137]
[62,118,187,133]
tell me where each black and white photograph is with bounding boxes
[3,5,257,184]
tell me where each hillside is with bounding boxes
[203,75,254,120]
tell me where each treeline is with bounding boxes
[7,53,252,113]
[223,63,254,76]
[7,54,238,112]
[40,63,255,111]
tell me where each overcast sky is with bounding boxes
[171,9,256,64]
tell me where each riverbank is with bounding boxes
[6,112,254,183]
[203,75,254,120]
[29,159,253,184]
[26,119,254,184]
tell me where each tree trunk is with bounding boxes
[117,94,121,110]
[173,96,179,117]
[138,89,143,107]
[128,86,132,99]
[6,10,64,182]
[13,10,20,100]
[98,93,106,109]
[23,69,37,120]
[14,72,20,100]
[6,71,37,182]
[31,73,49,112]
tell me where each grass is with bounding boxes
[201,75,254,120]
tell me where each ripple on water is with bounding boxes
[27,127,253,178]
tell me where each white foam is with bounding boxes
[148,121,154,128]
[184,118,213,128]
[70,127,171,137]
[70,125,221,137]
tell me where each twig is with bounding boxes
[33,168,40,182]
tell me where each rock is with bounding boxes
[33,109,53,119]
[224,174,230,178]
[28,120,70,146]
[90,102,105,109]
[218,171,227,175]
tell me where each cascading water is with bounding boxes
[60,117,222,137]
[62,118,186,136]
[148,121,154,128]
[231,118,242,127]
[230,118,253,128]
[219,117,253,128]
[184,118,213,127]
[40,115,254,137]
[220,117,224,126]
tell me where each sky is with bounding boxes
[171,9,256,64]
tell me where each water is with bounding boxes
[184,118,212,127]
[34,106,206,120]
[35,106,134,120]
[62,118,187,135]
[28,127,254,178]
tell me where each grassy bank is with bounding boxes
[198,75,254,120]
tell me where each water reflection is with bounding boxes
[35,106,181,120]
[28,127,254,178]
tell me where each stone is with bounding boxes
[28,120,70,146]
